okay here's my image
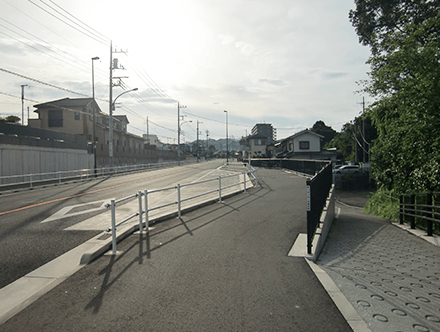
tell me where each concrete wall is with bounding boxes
[0,144,93,178]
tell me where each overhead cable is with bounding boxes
[0,67,89,96]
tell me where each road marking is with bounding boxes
[41,199,112,223]
[0,180,138,217]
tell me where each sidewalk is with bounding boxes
[317,192,440,332]
[0,168,352,332]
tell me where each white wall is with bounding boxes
[293,133,321,152]
[0,144,93,178]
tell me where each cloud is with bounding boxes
[218,34,235,45]
[324,72,349,79]
[259,78,289,86]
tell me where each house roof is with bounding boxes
[34,97,95,109]
[280,129,324,142]
[113,115,129,124]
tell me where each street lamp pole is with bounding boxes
[21,84,28,125]
[109,88,138,167]
[177,102,187,166]
[92,56,99,174]
[224,110,228,164]
[197,120,203,163]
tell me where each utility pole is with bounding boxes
[21,84,28,125]
[92,56,99,174]
[354,117,358,163]
[109,41,114,167]
[362,97,366,163]
[146,116,150,144]
[177,102,187,166]
[109,42,129,167]
[206,129,209,160]
[197,120,203,163]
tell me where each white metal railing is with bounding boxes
[106,166,258,254]
[0,159,199,190]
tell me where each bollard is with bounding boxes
[243,171,246,192]
[218,176,222,202]
[177,184,181,218]
[144,190,149,232]
[111,199,117,255]
[138,191,143,235]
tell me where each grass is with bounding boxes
[364,188,400,222]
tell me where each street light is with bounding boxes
[92,56,99,174]
[224,110,228,164]
[177,102,187,166]
[178,118,192,165]
[109,88,138,167]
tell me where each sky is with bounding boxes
[0,0,372,143]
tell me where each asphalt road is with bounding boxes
[0,160,227,289]
[0,168,352,332]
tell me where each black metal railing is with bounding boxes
[250,158,329,176]
[306,163,333,254]
[399,192,440,236]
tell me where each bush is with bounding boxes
[364,188,399,221]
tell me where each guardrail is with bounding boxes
[399,192,440,236]
[106,166,259,254]
[0,160,197,191]
[306,162,332,254]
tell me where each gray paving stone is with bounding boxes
[317,204,440,332]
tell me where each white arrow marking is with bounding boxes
[41,199,113,223]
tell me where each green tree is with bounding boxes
[363,14,440,193]
[0,115,21,123]
[326,122,355,162]
[311,120,337,147]
[349,0,440,55]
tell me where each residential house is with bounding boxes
[241,123,277,159]
[29,97,176,165]
[276,129,337,161]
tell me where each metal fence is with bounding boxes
[250,158,329,176]
[399,192,440,236]
[106,166,259,254]
[0,160,197,191]
[306,162,332,254]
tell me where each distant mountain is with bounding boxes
[191,138,240,151]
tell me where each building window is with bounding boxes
[299,141,310,150]
[74,111,80,120]
[48,110,63,127]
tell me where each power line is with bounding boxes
[0,67,88,96]
[123,54,176,103]
[28,0,108,46]
[46,0,109,43]
[0,19,93,74]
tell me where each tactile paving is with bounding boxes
[317,210,440,332]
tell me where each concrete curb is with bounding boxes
[305,259,372,332]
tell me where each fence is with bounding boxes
[306,162,333,254]
[250,158,329,176]
[0,160,197,191]
[399,192,440,236]
[106,166,259,254]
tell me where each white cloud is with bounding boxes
[0,0,371,140]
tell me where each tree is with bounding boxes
[310,120,337,147]
[326,116,377,163]
[363,14,440,193]
[349,0,440,55]
[326,122,355,162]
[0,115,21,123]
